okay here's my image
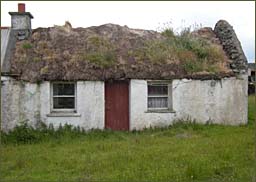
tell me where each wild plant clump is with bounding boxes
[128,27,228,73]
[1,121,87,144]
[83,36,117,68]
[22,42,33,49]
[1,121,131,144]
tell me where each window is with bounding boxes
[51,82,76,112]
[147,82,172,110]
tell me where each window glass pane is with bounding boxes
[53,97,75,109]
[148,85,168,96]
[53,83,75,96]
[148,97,168,108]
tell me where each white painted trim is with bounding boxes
[147,81,173,111]
[50,82,77,112]
[47,113,81,117]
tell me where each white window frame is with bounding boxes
[147,81,172,111]
[51,82,77,113]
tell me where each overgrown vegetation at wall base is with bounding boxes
[1,122,87,144]
[1,96,255,182]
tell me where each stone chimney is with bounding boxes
[8,3,33,40]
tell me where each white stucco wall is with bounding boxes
[1,76,247,132]
[1,80,104,131]
[130,76,248,130]
[40,81,104,130]
[1,77,22,131]
[172,76,248,125]
[129,79,177,130]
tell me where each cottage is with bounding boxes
[1,4,248,131]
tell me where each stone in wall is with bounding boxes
[214,20,248,74]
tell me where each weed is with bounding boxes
[85,51,117,68]
[22,42,32,49]
[161,28,175,38]
[87,36,114,52]
[182,60,203,73]
[83,36,117,68]
[127,25,226,73]
[1,121,85,144]
[32,57,41,62]
[179,27,191,37]
[40,66,48,75]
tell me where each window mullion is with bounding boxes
[148,95,168,98]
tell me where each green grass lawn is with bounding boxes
[0,96,255,182]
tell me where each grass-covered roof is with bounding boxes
[10,20,239,82]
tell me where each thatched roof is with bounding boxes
[10,21,238,82]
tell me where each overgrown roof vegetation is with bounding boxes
[10,22,233,82]
[132,27,228,73]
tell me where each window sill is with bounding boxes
[47,112,81,117]
[145,109,176,113]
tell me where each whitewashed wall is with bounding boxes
[1,79,105,131]
[1,76,247,132]
[1,77,23,131]
[129,79,177,130]
[130,76,248,130]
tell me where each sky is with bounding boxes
[1,1,255,63]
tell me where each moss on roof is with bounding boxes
[10,22,234,82]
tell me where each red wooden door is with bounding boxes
[105,81,129,131]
